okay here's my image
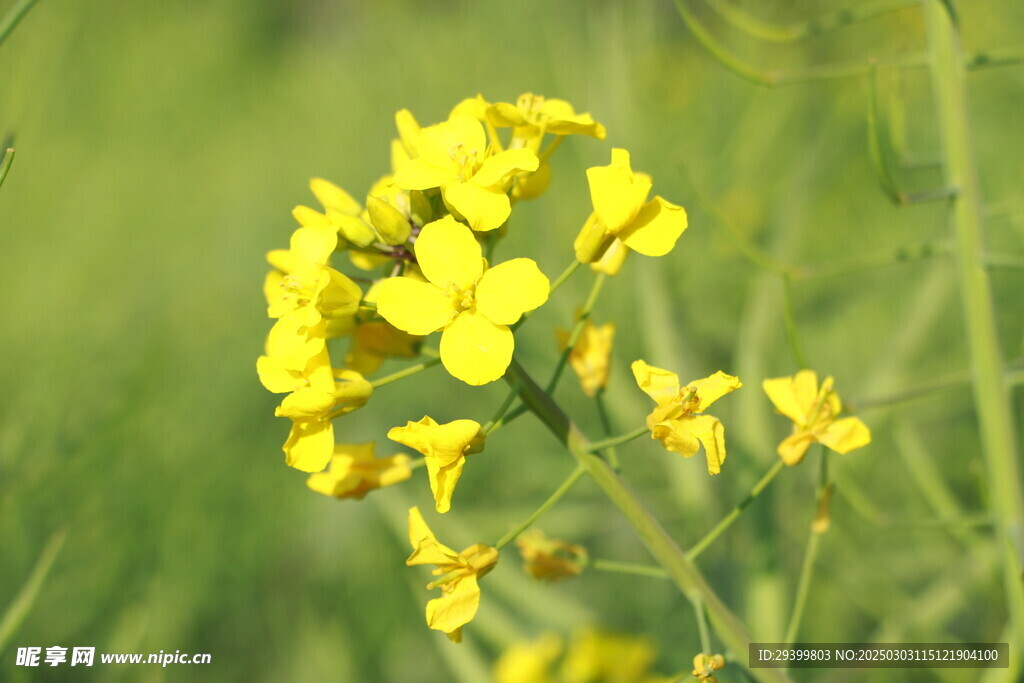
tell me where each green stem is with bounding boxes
[547,273,607,393]
[369,357,442,389]
[693,596,712,654]
[494,465,586,550]
[586,425,649,453]
[0,148,13,190]
[704,0,912,43]
[0,0,39,48]
[686,460,785,561]
[794,241,950,280]
[0,527,67,651]
[924,2,1024,662]
[549,259,581,297]
[672,0,926,87]
[784,452,829,644]
[505,358,792,683]
[847,368,970,411]
[589,558,668,579]
[594,391,620,471]
[483,382,521,434]
[485,404,526,436]
[780,274,808,368]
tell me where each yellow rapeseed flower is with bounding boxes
[487,93,607,141]
[394,114,539,231]
[574,149,687,263]
[631,361,742,475]
[343,321,422,376]
[516,529,588,581]
[691,653,725,682]
[493,634,562,683]
[763,370,871,465]
[556,320,615,397]
[306,442,411,499]
[297,177,378,247]
[388,416,485,514]
[375,216,549,385]
[406,506,498,643]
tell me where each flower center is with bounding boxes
[446,283,476,312]
[449,143,481,181]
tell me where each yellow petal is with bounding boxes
[395,108,420,157]
[276,387,335,418]
[450,94,492,121]
[425,454,466,513]
[333,213,377,247]
[418,115,486,166]
[265,315,327,371]
[283,419,334,472]
[619,197,688,257]
[414,216,484,289]
[472,148,539,187]
[631,360,681,405]
[388,417,482,467]
[487,101,529,128]
[573,212,614,264]
[440,311,514,385]
[425,573,481,635]
[475,258,550,326]
[406,506,460,566]
[511,161,552,201]
[394,157,459,191]
[590,237,629,276]
[310,177,360,215]
[289,225,338,265]
[366,195,411,245]
[292,205,333,230]
[586,149,651,233]
[375,277,457,335]
[778,430,815,466]
[443,181,512,232]
[763,374,814,425]
[687,414,727,475]
[686,371,743,412]
[818,417,871,454]
[652,420,700,458]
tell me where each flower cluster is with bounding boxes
[258,91,873,652]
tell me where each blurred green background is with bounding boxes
[2,0,1022,680]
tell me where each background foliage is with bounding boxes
[1,0,1022,680]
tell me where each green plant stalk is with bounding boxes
[483,382,521,434]
[494,464,586,550]
[783,452,830,644]
[693,596,712,654]
[0,0,39,48]
[585,425,649,453]
[687,460,785,561]
[594,391,620,470]
[924,2,1024,671]
[780,275,808,368]
[505,358,792,683]
[589,558,669,579]
[369,357,442,389]
[704,0,913,43]
[0,527,67,651]
[0,148,13,190]
[547,273,607,392]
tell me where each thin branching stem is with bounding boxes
[784,451,830,644]
[494,465,586,550]
[0,0,40,48]
[704,0,913,44]
[547,273,607,393]
[586,426,649,453]
[369,357,442,389]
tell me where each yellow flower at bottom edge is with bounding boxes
[375,216,550,385]
[388,416,484,513]
[406,506,498,643]
[692,653,726,682]
[631,360,742,475]
[762,370,871,465]
[556,320,615,397]
[560,628,660,683]
[306,442,412,500]
[493,633,563,683]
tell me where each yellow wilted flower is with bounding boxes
[574,149,687,263]
[493,633,562,683]
[516,529,588,581]
[487,93,607,140]
[388,416,485,514]
[306,442,411,500]
[691,653,725,681]
[406,506,498,643]
[556,320,615,397]
[763,370,871,465]
[561,628,660,683]
[375,216,549,385]
[274,351,372,472]
[631,361,742,475]
[394,114,539,231]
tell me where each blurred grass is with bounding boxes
[1,0,1022,680]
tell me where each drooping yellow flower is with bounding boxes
[273,351,372,472]
[493,633,563,683]
[406,506,498,642]
[631,361,742,475]
[763,370,871,465]
[691,653,726,682]
[375,216,550,385]
[394,114,539,231]
[516,529,588,582]
[556,320,615,397]
[388,416,484,513]
[306,442,412,499]
[574,149,688,263]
